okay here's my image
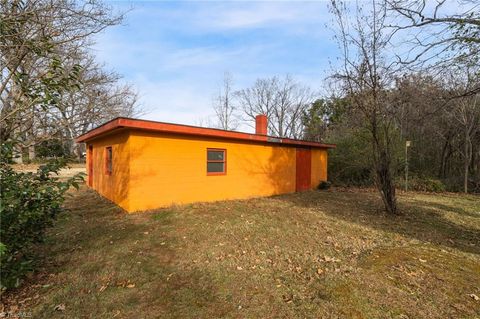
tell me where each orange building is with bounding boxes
[76,115,335,213]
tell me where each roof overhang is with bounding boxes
[76,117,336,149]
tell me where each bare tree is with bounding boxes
[446,66,480,193]
[387,0,480,94]
[194,115,217,128]
[1,0,121,126]
[0,0,140,160]
[329,0,400,214]
[236,75,314,138]
[51,54,140,158]
[212,72,238,130]
[385,0,480,192]
[456,96,479,193]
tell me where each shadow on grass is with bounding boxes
[279,190,480,255]
[408,198,480,219]
[28,187,229,318]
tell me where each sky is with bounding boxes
[92,0,339,131]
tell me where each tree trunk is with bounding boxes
[372,122,398,215]
[376,149,398,214]
[12,144,23,164]
[28,145,35,161]
[439,137,451,179]
[464,128,470,193]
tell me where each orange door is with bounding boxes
[296,148,311,191]
[88,145,93,187]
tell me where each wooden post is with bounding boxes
[405,140,411,192]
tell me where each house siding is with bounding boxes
[86,130,130,211]
[127,130,299,212]
[86,129,329,213]
[311,148,328,189]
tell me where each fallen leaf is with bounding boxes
[236,266,243,271]
[282,294,293,303]
[469,293,479,301]
[54,304,66,311]
[126,284,135,288]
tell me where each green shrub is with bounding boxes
[0,148,84,290]
[35,139,71,159]
[327,127,375,187]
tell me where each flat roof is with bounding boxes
[75,117,336,149]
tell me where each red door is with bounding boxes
[296,148,311,191]
[88,145,93,187]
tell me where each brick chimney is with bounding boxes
[255,114,268,135]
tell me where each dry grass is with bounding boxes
[2,187,479,318]
[11,163,86,180]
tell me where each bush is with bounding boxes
[327,127,375,187]
[35,139,71,159]
[0,148,84,290]
[317,181,332,190]
[397,177,446,192]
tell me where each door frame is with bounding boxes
[88,145,93,187]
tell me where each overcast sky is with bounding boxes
[92,1,339,131]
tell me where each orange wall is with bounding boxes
[86,130,130,211]
[86,129,329,213]
[311,148,328,188]
[127,130,297,212]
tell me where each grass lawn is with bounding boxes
[2,187,480,318]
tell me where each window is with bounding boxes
[105,146,112,175]
[207,148,226,175]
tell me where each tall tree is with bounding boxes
[236,75,314,138]
[387,0,480,94]
[50,53,140,157]
[212,72,238,130]
[330,0,400,214]
[446,66,480,193]
[302,98,346,142]
[0,0,137,160]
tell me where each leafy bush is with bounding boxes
[0,148,84,290]
[327,127,375,186]
[396,177,446,192]
[441,176,480,193]
[35,139,71,159]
